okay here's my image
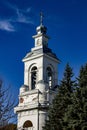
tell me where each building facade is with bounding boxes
[14,15,59,130]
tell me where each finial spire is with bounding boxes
[40,12,44,26]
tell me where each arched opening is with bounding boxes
[31,66,37,89]
[23,120,33,130]
[46,67,53,88]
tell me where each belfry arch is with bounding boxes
[46,65,54,88]
[31,66,37,89]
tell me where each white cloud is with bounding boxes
[0,2,34,32]
[18,7,31,14]
[0,7,33,32]
[26,7,31,13]
[6,2,31,14]
[5,2,33,24]
[0,20,15,32]
[16,9,34,24]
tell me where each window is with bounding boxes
[46,67,52,88]
[31,66,37,89]
[23,120,33,130]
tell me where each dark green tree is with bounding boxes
[43,63,75,130]
[64,64,87,130]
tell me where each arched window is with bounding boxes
[46,67,52,88]
[23,120,33,130]
[31,66,37,89]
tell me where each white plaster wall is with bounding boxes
[39,111,47,130]
[19,93,38,106]
[18,110,38,130]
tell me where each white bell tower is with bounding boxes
[14,13,60,130]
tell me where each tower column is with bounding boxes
[14,13,60,130]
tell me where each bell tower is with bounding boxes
[14,13,60,130]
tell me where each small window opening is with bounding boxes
[47,67,52,88]
[23,120,33,130]
[31,66,37,89]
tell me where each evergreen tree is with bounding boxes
[43,63,75,130]
[64,64,87,130]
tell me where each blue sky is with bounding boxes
[0,0,87,94]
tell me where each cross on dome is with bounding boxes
[40,12,44,26]
[35,12,47,35]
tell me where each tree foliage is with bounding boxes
[0,79,17,128]
[64,64,87,130]
[43,63,76,130]
[43,63,87,130]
